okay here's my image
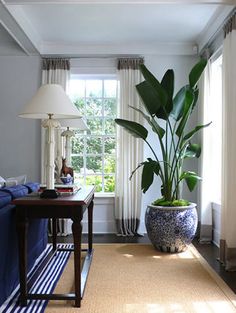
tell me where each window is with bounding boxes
[68,75,117,193]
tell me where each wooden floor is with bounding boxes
[51,233,236,294]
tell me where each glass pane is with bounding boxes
[104,137,115,154]
[71,156,83,172]
[73,98,86,115]
[104,119,115,134]
[104,80,117,97]
[73,174,85,186]
[87,137,102,154]
[86,80,102,98]
[72,137,84,154]
[104,98,116,117]
[86,98,102,116]
[69,79,85,100]
[104,156,115,174]
[86,175,102,192]
[104,175,115,192]
[86,156,102,173]
[87,118,103,135]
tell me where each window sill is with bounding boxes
[95,192,115,198]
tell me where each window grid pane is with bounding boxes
[70,77,117,193]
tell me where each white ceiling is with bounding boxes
[0,0,235,56]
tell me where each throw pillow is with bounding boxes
[6,174,27,186]
[0,176,6,188]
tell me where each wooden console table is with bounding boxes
[13,186,95,308]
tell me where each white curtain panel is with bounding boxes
[42,58,72,236]
[115,58,144,236]
[199,61,214,243]
[220,16,236,270]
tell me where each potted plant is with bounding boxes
[115,59,210,253]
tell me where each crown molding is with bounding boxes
[197,5,234,52]
[40,41,198,56]
[4,0,236,4]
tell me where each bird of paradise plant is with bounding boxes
[115,59,211,207]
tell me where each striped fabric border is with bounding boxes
[0,244,73,313]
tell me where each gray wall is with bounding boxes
[0,55,42,182]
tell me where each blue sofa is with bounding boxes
[0,183,48,306]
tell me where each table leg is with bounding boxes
[52,218,57,252]
[88,199,94,253]
[72,217,82,307]
[16,214,29,307]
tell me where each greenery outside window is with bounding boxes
[68,75,117,193]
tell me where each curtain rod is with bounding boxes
[41,54,143,59]
[199,7,236,58]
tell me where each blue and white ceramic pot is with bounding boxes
[145,203,198,253]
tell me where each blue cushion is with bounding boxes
[0,206,48,305]
[0,191,12,209]
[23,182,40,193]
[0,182,48,306]
[1,185,28,199]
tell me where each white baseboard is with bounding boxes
[139,221,147,234]
[82,220,116,233]
[212,204,221,247]
[212,229,220,247]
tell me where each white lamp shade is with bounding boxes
[60,118,89,131]
[19,84,81,119]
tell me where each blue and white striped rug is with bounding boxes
[0,244,73,313]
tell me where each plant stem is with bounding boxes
[144,139,165,182]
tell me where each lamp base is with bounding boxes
[40,189,59,199]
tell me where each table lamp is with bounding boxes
[19,84,81,198]
[60,118,89,167]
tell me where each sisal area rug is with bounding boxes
[45,244,236,313]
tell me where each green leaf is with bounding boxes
[180,171,201,192]
[141,159,160,193]
[151,118,165,138]
[175,89,194,137]
[183,122,212,141]
[184,144,201,159]
[189,59,207,88]
[142,163,154,193]
[171,85,189,121]
[115,119,148,140]
[147,158,160,175]
[129,162,145,180]
[161,69,174,114]
[129,105,149,118]
[139,64,168,108]
[191,88,199,113]
[129,105,165,138]
[161,69,174,99]
[136,81,161,116]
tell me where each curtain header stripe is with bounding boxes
[224,11,236,37]
[42,58,70,71]
[117,58,144,70]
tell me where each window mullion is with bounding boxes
[69,76,117,193]
[102,79,105,193]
